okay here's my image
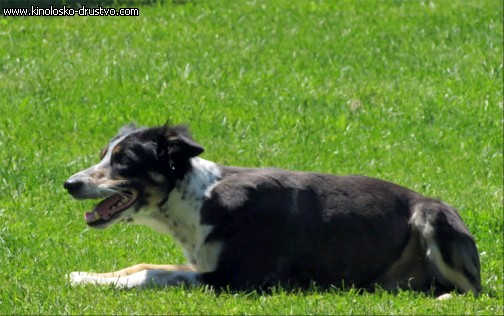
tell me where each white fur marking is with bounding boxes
[425,238,475,293]
[131,157,223,272]
[69,270,200,289]
[412,204,476,294]
[66,133,131,198]
[148,171,167,184]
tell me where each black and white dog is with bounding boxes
[64,124,481,297]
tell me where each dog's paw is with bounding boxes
[67,271,94,286]
[436,293,453,300]
[67,271,132,288]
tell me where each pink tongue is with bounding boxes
[84,194,123,222]
[85,211,99,222]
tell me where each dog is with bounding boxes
[64,124,481,297]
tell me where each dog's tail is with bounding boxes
[411,201,481,295]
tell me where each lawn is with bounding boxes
[0,0,502,314]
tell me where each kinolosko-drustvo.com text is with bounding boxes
[3,5,140,17]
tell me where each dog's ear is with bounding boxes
[167,133,204,158]
[158,125,204,160]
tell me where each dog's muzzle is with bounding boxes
[64,177,139,227]
[64,179,83,197]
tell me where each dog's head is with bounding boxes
[64,124,204,229]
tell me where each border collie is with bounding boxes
[64,124,481,297]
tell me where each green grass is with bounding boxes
[0,0,502,314]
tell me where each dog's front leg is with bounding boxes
[68,264,199,289]
[70,263,196,278]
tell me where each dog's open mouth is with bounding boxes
[84,190,138,225]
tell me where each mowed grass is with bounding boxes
[0,0,502,314]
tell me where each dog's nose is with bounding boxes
[63,180,83,193]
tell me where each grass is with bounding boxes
[0,0,502,314]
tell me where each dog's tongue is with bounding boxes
[85,210,101,223]
[84,194,126,223]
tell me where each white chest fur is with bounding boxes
[132,158,222,272]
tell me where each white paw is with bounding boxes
[68,271,95,286]
[436,293,453,300]
[67,271,136,288]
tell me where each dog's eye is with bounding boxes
[111,152,125,165]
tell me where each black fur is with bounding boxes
[198,170,414,290]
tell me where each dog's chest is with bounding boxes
[156,158,222,271]
[160,191,203,255]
